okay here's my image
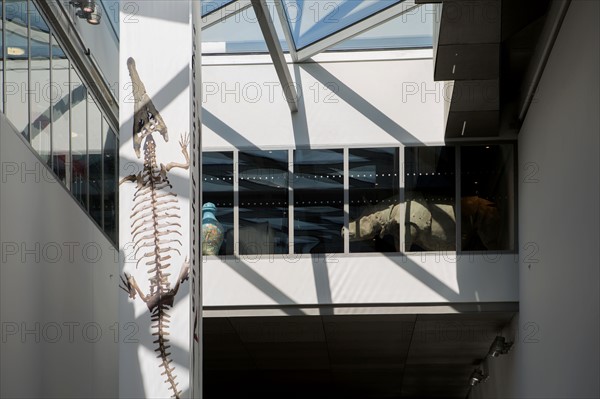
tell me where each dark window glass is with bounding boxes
[239,150,289,255]
[88,96,103,227]
[203,151,234,256]
[103,119,117,243]
[29,3,51,165]
[51,34,70,186]
[294,149,344,254]
[461,145,515,251]
[405,147,456,252]
[70,69,87,209]
[349,148,400,253]
[5,0,29,139]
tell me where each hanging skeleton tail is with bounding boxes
[119,57,190,399]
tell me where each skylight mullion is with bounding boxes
[294,0,420,62]
[201,0,252,30]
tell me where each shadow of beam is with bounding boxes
[300,63,423,145]
[203,109,260,150]
[221,257,307,315]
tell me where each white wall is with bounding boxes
[0,114,119,398]
[472,1,600,398]
[118,3,191,398]
[202,49,518,310]
[203,49,447,150]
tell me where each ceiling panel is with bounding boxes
[204,311,515,398]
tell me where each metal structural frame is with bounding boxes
[202,0,423,112]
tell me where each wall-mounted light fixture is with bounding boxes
[488,336,513,357]
[70,0,101,25]
[468,367,489,387]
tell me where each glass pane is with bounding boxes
[88,96,103,227]
[51,35,70,186]
[70,69,87,209]
[29,3,51,165]
[5,0,29,139]
[202,1,288,54]
[461,145,515,251]
[103,119,117,243]
[239,150,289,255]
[349,148,400,253]
[282,0,403,49]
[203,152,234,256]
[201,0,237,16]
[405,147,455,252]
[99,0,119,38]
[331,4,433,51]
[294,149,344,254]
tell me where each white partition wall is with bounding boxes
[201,50,519,312]
[119,3,191,398]
[471,2,600,398]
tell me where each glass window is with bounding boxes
[5,0,29,139]
[103,118,117,243]
[203,151,234,256]
[88,96,103,227]
[239,150,289,255]
[349,148,400,253]
[405,147,455,252]
[29,3,51,165]
[70,69,87,209]
[293,149,344,254]
[202,1,288,54]
[51,34,70,186]
[461,145,515,251]
[330,4,434,51]
[282,0,403,50]
[99,0,119,38]
[201,0,237,16]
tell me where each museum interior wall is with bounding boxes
[0,113,119,399]
[471,1,600,398]
[201,50,519,310]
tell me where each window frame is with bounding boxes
[201,141,518,258]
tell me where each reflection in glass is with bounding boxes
[103,119,117,242]
[461,145,514,251]
[88,97,103,227]
[29,3,51,165]
[202,2,288,54]
[201,0,237,16]
[349,148,400,253]
[203,152,234,256]
[294,149,344,253]
[70,69,87,209]
[239,151,288,255]
[283,0,403,49]
[331,3,434,51]
[5,0,29,139]
[405,147,455,252]
[51,35,70,186]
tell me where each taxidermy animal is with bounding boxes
[119,57,190,399]
[345,196,501,251]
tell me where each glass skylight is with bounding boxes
[330,3,434,51]
[202,0,238,17]
[202,3,289,54]
[282,0,403,50]
[201,0,432,56]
